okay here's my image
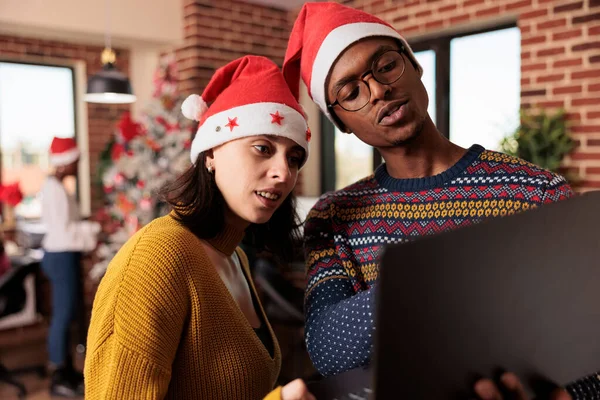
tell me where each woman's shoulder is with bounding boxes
[127,214,204,257]
[106,214,206,276]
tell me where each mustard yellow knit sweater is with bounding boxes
[85,214,283,399]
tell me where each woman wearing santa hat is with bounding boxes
[41,136,101,397]
[85,55,314,400]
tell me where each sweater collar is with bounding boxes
[375,144,485,192]
[206,223,245,256]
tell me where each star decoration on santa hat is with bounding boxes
[306,127,312,142]
[225,117,239,132]
[270,111,285,125]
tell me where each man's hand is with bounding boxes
[281,379,316,400]
[474,372,571,400]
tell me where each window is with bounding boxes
[0,62,77,219]
[321,24,521,193]
[449,27,521,150]
[414,50,436,125]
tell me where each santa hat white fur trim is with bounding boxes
[310,22,422,128]
[50,148,80,166]
[181,94,209,121]
[190,102,309,165]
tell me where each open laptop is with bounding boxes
[308,191,600,399]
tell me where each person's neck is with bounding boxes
[53,173,66,182]
[205,209,248,257]
[378,118,466,180]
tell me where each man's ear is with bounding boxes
[331,112,351,134]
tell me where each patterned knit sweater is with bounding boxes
[85,214,283,400]
[303,145,574,378]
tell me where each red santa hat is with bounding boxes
[181,55,310,166]
[49,137,80,166]
[283,2,422,129]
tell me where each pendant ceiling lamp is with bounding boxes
[83,0,136,104]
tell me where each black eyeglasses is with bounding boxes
[327,48,406,112]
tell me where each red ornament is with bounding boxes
[225,117,239,132]
[270,111,285,125]
[117,112,143,143]
[136,180,145,189]
[0,182,23,207]
[114,173,125,185]
[306,127,312,142]
[111,143,125,161]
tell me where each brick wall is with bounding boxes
[178,0,291,94]
[326,0,600,192]
[0,35,131,209]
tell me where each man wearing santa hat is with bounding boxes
[40,136,101,396]
[282,2,588,398]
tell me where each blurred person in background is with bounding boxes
[41,136,101,397]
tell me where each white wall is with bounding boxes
[0,0,183,47]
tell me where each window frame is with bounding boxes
[0,59,80,214]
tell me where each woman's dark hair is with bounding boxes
[160,152,302,263]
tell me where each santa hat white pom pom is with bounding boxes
[181,94,208,121]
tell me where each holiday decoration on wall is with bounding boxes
[90,54,193,281]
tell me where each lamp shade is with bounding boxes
[84,63,136,104]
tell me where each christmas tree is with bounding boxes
[90,54,193,281]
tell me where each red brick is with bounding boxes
[553,85,582,95]
[572,97,600,106]
[538,100,565,108]
[537,47,566,57]
[552,28,583,41]
[572,41,600,52]
[520,25,532,34]
[579,180,600,189]
[554,1,584,13]
[573,12,600,24]
[520,9,548,20]
[393,14,409,23]
[590,25,600,35]
[536,73,565,83]
[572,70,600,80]
[521,51,531,60]
[522,89,546,97]
[591,0,600,7]
[476,6,501,17]
[537,18,567,30]
[522,35,546,46]
[590,83,600,92]
[425,20,444,29]
[416,9,432,18]
[570,152,600,160]
[403,25,421,34]
[439,4,458,12]
[553,58,583,68]
[521,77,531,86]
[590,55,600,63]
[450,14,471,24]
[522,62,546,72]
[588,111,600,119]
[507,0,532,11]
[572,126,600,133]
[464,0,485,6]
[565,112,582,122]
[586,167,600,174]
